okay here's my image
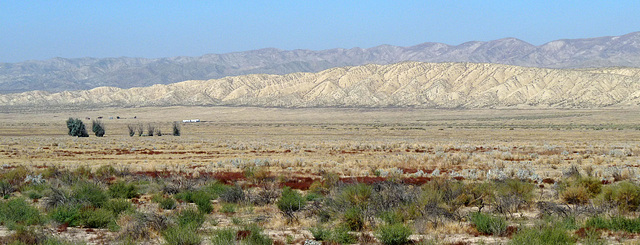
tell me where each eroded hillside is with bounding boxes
[3,62,640,109]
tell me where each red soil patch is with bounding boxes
[542,178,555,184]
[281,177,316,190]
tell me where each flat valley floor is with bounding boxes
[2,107,640,244]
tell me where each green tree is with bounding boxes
[66,118,89,137]
[92,120,105,137]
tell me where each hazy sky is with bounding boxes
[2,0,639,62]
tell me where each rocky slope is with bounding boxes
[3,62,640,109]
[1,32,639,93]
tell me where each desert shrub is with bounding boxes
[469,212,507,236]
[493,179,535,214]
[210,228,236,245]
[117,212,170,242]
[509,223,575,245]
[585,216,640,233]
[558,177,602,205]
[127,124,136,137]
[66,118,89,137]
[598,181,640,212]
[329,225,357,244]
[575,177,602,197]
[193,193,213,214]
[0,180,15,198]
[152,195,176,210]
[2,166,30,185]
[72,182,108,208]
[0,198,43,228]
[304,192,323,202]
[221,203,236,214]
[338,183,373,209]
[49,204,81,226]
[0,227,47,245]
[377,223,412,245]
[147,124,155,136]
[137,123,144,136]
[104,198,133,216]
[91,120,105,137]
[561,186,591,205]
[242,224,273,245]
[310,224,357,244]
[77,208,117,229]
[108,181,140,199]
[94,165,117,179]
[310,225,331,241]
[172,121,181,136]
[177,208,205,230]
[220,184,244,203]
[44,187,75,210]
[162,225,201,245]
[22,182,48,200]
[73,166,92,179]
[277,186,305,218]
[343,207,365,231]
[379,209,406,225]
[201,181,228,198]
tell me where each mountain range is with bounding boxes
[3,62,640,110]
[1,32,640,94]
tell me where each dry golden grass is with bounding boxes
[3,106,640,244]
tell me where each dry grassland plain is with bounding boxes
[2,106,640,244]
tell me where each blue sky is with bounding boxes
[1,0,639,62]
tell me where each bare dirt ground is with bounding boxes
[2,106,640,244]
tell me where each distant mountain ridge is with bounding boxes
[1,32,640,93]
[3,62,640,110]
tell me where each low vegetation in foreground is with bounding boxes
[0,163,638,244]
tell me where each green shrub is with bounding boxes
[494,179,535,213]
[343,207,365,231]
[104,198,133,216]
[201,181,228,199]
[277,187,305,217]
[598,181,640,212]
[91,120,105,137]
[304,192,323,202]
[575,177,602,197]
[172,122,181,136]
[152,195,177,210]
[328,225,357,244]
[309,224,356,244]
[0,198,42,228]
[585,216,640,233]
[108,181,139,199]
[338,183,372,208]
[509,223,575,245]
[561,186,591,205]
[377,223,412,245]
[78,208,116,229]
[72,182,108,208]
[379,209,405,225]
[242,224,273,245]
[210,228,236,245]
[176,208,205,230]
[310,225,331,241]
[469,212,507,236]
[0,180,15,198]
[66,118,89,137]
[220,185,244,203]
[221,203,236,214]
[193,192,213,214]
[162,225,201,245]
[49,205,81,226]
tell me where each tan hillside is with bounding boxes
[3,62,640,109]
